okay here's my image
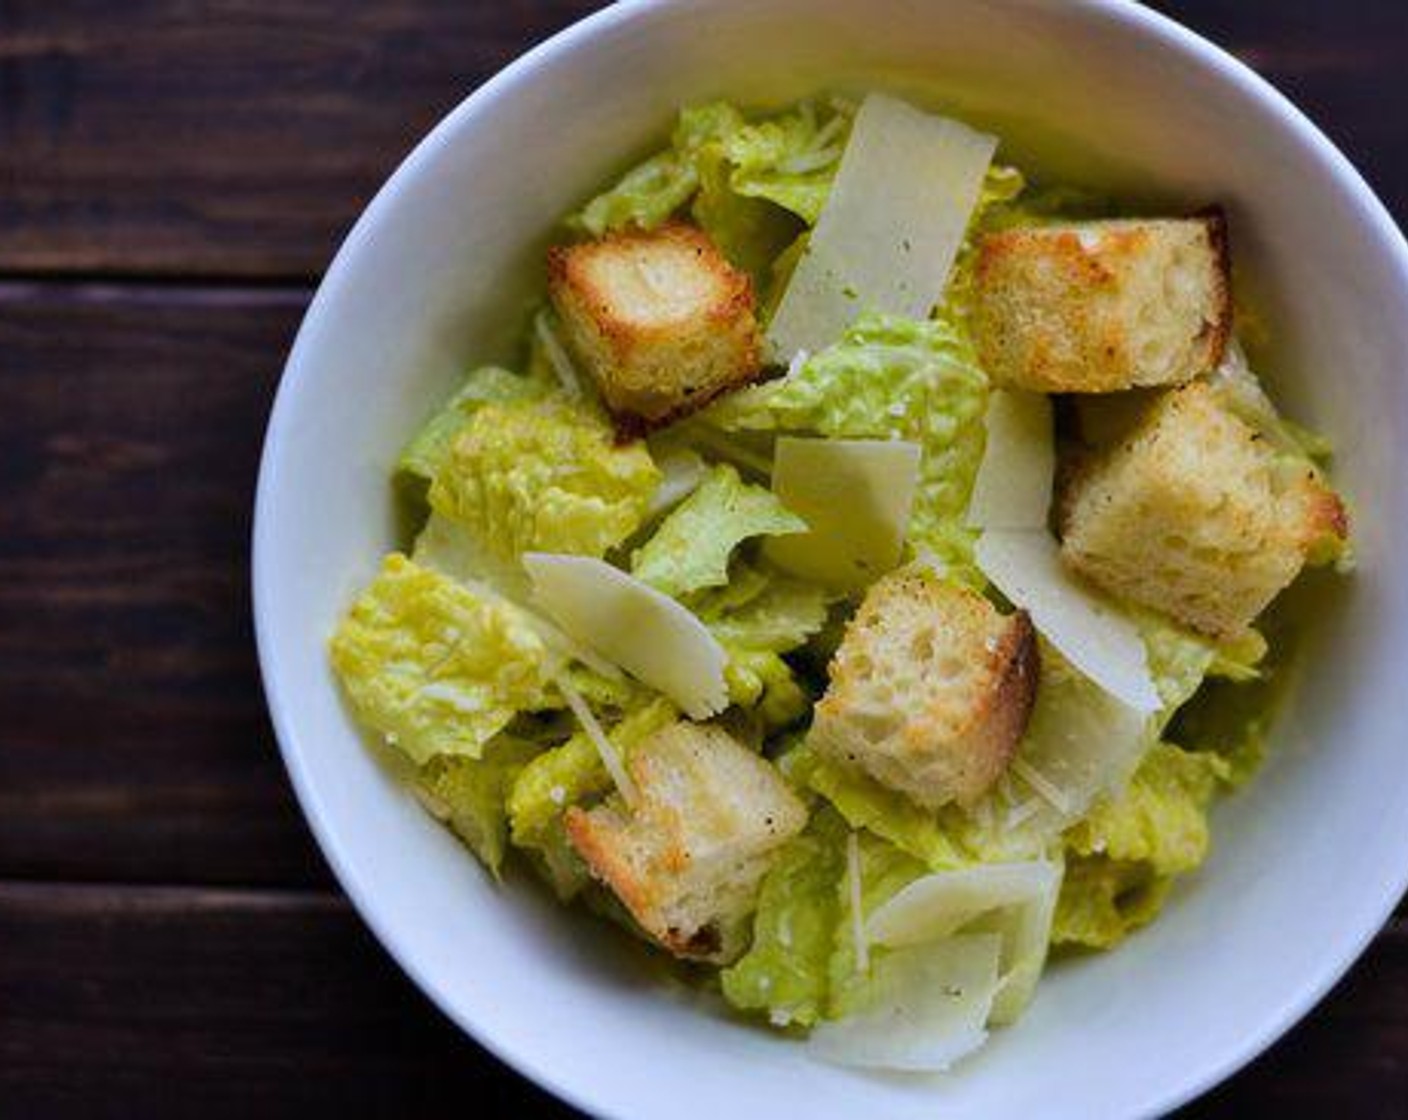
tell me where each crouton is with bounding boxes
[973,215,1231,393]
[565,721,807,963]
[1058,381,1347,637]
[547,223,763,433]
[809,569,1038,810]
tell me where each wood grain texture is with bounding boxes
[0,882,574,1119]
[0,0,604,279]
[0,881,1402,1117]
[2,0,1405,279]
[0,282,327,886]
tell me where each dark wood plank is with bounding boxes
[0,881,1402,1118]
[0,0,605,279]
[0,282,328,886]
[2,1,1404,281]
[1156,0,1408,222]
[0,881,575,1119]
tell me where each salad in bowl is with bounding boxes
[327,92,1349,1072]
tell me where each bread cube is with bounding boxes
[809,569,1038,810]
[547,223,762,432]
[974,215,1231,393]
[565,721,807,963]
[1058,381,1347,637]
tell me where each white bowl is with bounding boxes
[253,1,1408,1115]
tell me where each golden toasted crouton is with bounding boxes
[973,215,1231,393]
[547,223,762,433]
[809,570,1038,810]
[1058,381,1347,638]
[565,721,807,963]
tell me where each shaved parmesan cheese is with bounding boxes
[967,390,1055,529]
[1009,757,1071,815]
[522,553,728,718]
[1002,646,1152,842]
[765,437,921,590]
[554,671,638,806]
[534,310,583,398]
[975,530,1161,712]
[767,94,998,361]
[644,442,706,519]
[866,862,1061,1025]
[809,934,1002,1071]
[847,831,868,975]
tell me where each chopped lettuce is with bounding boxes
[414,735,540,875]
[692,563,830,653]
[570,99,852,278]
[1065,743,1228,877]
[507,696,676,849]
[631,464,805,598]
[1054,743,1228,950]
[329,554,548,764]
[398,365,554,483]
[429,399,660,562]
[1051,856,1171,951]
[827,829,930,1017]
[721,810,848,1028]
[704,311,989,581]
[783,742,966,869]
[722,647,811,731]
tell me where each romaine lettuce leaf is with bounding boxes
[702,311,989,581]
[569,99,852,276]
[1051,856,1171,950]
[1064,742,1228,877]
[827,829,930,1017]
[414,735,540,875]
[721,809,848,1028]
[329,554,548,764]
[429,398,660,562]
[1053,743,1228,950]
[631,464,805,598]
[507,696,676,849]
[722,647,812,732]
[782,742,966,869]
[398,365,553,483]
[692,564,830,653]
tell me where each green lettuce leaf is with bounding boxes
[1053,743,1228,950]
[570,100,853,277]
[722,647,812,733]
[721,809,849,1028]
[398,365,554,483]
[782,742,966,869]
[329,554,548,764]
[1064,742,1228,877]
[414,736,540,875]
[827,829,930,1019]
[1137,609,1267,731]
[695,568,830,653]
[1051,856,1171,951]
[506,696,676,849]
[702,311,989,581]
[428,398,660,562]
[631,465,806,598]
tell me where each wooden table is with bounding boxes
[2,2,1404,1115]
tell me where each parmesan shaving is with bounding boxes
[555,671,638,807]
[1010,757,1072,815]
[847,830,868,974]
[534,310,584,398]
